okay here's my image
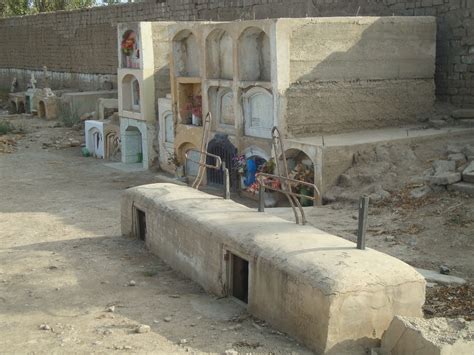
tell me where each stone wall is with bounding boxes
[0,0,472,107]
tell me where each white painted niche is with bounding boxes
[238,27,271,81]
[173,30,200,77]
[209,87,235,129]
[206,29,233,80]
[121,74,141,113]
[243,87,274,139]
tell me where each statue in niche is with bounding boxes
[121,30,140,68]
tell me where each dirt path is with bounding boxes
[0,117,310,354]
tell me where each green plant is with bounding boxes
[0,121,14,135]
[58,103,80,127]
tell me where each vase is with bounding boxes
[192,114,202,126]
[299,186,313,207]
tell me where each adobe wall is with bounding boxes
[0,0,472,107]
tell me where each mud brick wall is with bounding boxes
[0,0,472,107]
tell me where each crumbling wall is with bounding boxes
[0,0,472,107]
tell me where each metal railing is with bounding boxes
[256,173,321,225]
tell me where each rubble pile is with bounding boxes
[425,284,474,321]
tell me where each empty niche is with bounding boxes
[206,29,233,80]
[209,87,235,128]
[229,252,249,303]
[122,75,140,112]
[135,208,147,241]
[123,126,143,164]
[38,100,46,118]
[184,147,200,177]
[121,28,140,69]
[163,111,174,144]
[173,30,200,77]
[238,27,271,81]
[242,87,274,138]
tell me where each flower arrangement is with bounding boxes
[167,152,181,167]
[233,154,247,175]
[289,163,314,186]
[245,159,279,194]
[180,95,202,125]
[121,30,137,57]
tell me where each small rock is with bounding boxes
[103,329,113,335]
[410,185,431,199]
[135,324,151,334]
[92,341,102,346]
[163,317,172,322]
[153,320,160,324]
[224,350,238,355]
[39,324,51,331]
[106,306,115,313]
[428,172,461,185]
[446,144,462,154]
[448,153,467,168]
[385,236,395,242]
[439,265,450,275]
[178,339,188,345]
[128,280,136,286]
[432,160,455,174]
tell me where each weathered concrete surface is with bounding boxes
[61,90,117,117]
[462,161,474,183]
[121,184,426,354]
[381,316,474,355]
[281,16,436,136]
[449,182,474,195]
[415,268,466,286]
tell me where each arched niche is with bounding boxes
[163,110,174,144]
[173,30,200,77]
[9,101,17,114]
[38,100,46,118]
[17,102,25,114]
[87,127,103,157]
[123,125,143,164]
[206,29,233,80]
[284,149,315,206]
[207,134,237,186]
[121,29,140,69]
[178,142,198,177]
[242,87,274,138]
[122,74,140,112]
[238,27,271,81]
[209,87,235,128]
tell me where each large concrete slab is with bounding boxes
[381,316,473,355]
[121,184,425,354]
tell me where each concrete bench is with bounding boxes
[121,184,425,354]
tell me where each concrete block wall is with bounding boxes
[0,0,472,107]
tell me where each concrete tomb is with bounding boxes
[117,22,177,170]
[166,17,436,191]
[121,183,426,354]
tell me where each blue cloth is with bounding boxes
[244,159,257,186]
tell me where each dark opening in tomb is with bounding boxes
[136,208,147,241]
[231,253,249,303]
[206,134,237,186]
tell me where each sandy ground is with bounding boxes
[0,116,311,354]
[0,114,472,353]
